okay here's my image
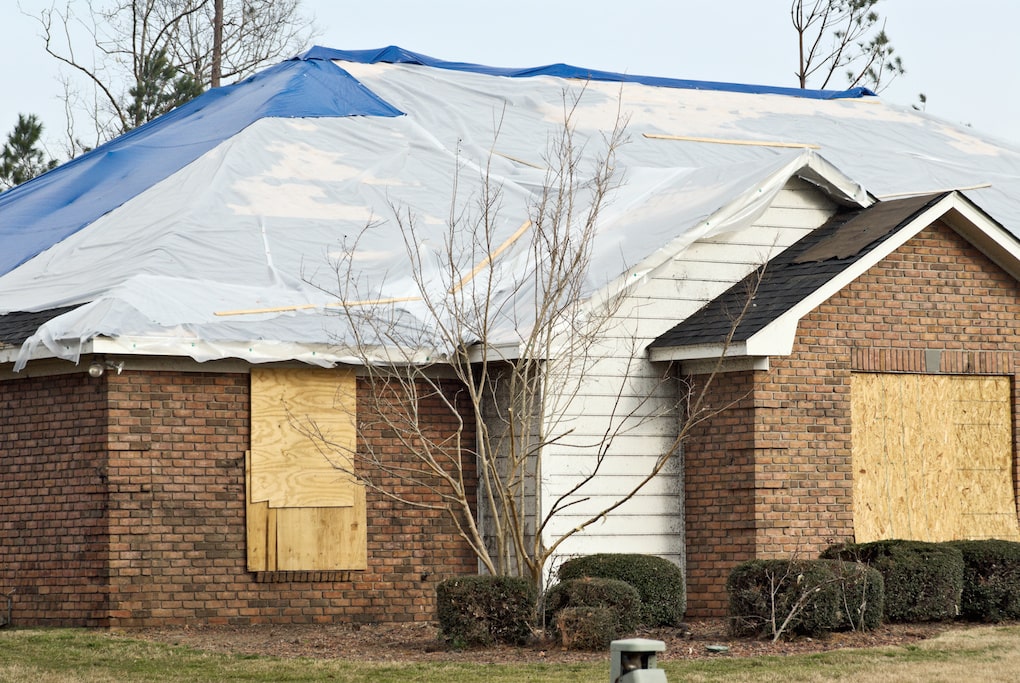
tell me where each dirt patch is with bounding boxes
[120,618,954,664]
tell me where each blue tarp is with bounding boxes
[298,45,876,100]
[0,57,402,278]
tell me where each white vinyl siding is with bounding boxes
[540,177,837,569]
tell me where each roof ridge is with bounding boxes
[298,45,876,101]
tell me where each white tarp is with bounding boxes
[3,54,1020,368]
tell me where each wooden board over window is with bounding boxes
[247,367,367,571]
[851,372,1019,543]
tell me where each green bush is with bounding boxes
[556,554,685,627]
[554,606,619,651]
[944,539,1020,623]
[727,559,884,638]
[821,540,963,623]
[543,577,641,637]
[436,575,536,647]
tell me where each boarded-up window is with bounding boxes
[247,367,367,571]
[851,372,1019,543]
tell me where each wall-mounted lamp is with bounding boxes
[87,360,125,378]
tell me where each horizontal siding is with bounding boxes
[553,536,683,560]
[543,475,682,500]
[547,513,683,539]
[549,451,682,477]
[540,177,837,571]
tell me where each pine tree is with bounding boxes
[126,48,204,131]
[0,114,58,191]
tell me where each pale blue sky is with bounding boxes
[3,1,1017,154]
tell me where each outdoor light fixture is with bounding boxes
[610,638,667,682]
[87,360,125,377]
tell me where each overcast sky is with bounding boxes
[3,1,1018,156]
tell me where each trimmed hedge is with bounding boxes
[554,606,619,650]
[436,575,536,647]
[727,559,884,638]
[544,577,642,637]
[556,554,685,627]
[821,540,963,623]
[944,539,1020,623]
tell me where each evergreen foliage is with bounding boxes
[1,114,57,190]
[557,554,686,627]
[822,540,963,622]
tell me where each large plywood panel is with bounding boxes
[247,369,368,571]
[852,373,1019,543]
[251,367,358,508]
[273,488,368,571]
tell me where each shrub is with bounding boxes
[821,540,963,623]
[556,554,685,627]
[555,606,619,651]
[727,559,884,638]
[436,575,536,647]
[543,577,642,637]
[944,539,1020,623]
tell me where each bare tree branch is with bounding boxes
[791,0,904,92]
[298,89,769,592]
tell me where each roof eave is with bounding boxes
[649,191,1020,362]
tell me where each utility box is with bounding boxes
[610,638,667,682]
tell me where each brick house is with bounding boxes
[4,47,1020,625]
[650,192,1020,614]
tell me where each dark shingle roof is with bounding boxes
[649,193,947,350]
[0,306,80,348]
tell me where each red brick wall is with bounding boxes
[0,373,111,625]
[2,369,478,627]
[684,220,1020,616]
[682,370,759,616]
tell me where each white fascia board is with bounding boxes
[941,193,1020,281]
[0,339,92,366]
[648,341,749,363]
[745,192,1020,357]
[4,335,437,370]
[94,336,453,367]
[90,336,341,365]
[680,356,770,375]
[465,341,526,364]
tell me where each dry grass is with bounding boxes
[1,624,1018,682]
[667,624,1020,682]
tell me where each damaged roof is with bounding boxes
[649,193,949,350]
[2,46,1020,369]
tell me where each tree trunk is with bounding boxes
[211,0,223,88]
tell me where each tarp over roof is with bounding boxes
[2,46,1020,369]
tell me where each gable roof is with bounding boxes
[2,46,1020,370]
[649,191,1020,363]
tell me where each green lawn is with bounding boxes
[1,625,1019,682]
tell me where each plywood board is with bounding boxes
[246,370,369,571]
[273,488,368,571]
[852,373,1019,543]
[250,367,358,507]
[245,450,269,571]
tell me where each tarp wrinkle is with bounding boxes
[2,45,1020,371]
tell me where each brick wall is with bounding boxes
[2,369,478,627]
[684,220,1020,616]
[0,374,110,625]
[682,370,758,616]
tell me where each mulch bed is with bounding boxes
[120,618,954,664]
